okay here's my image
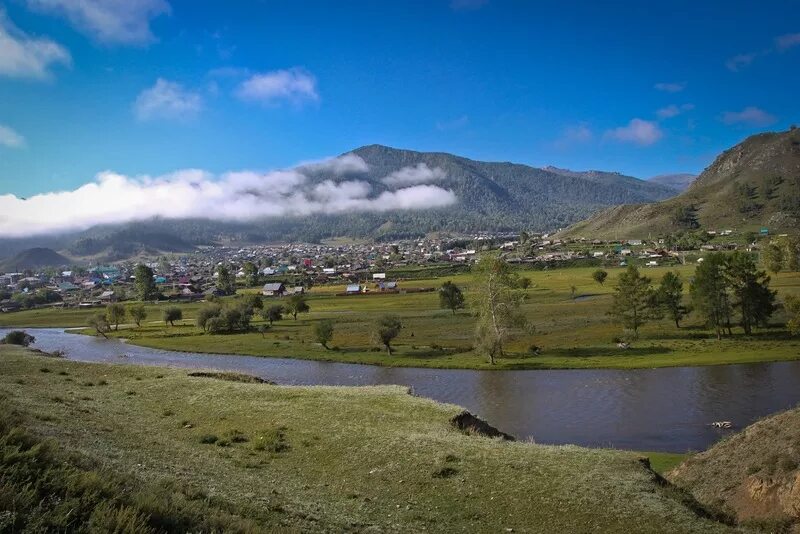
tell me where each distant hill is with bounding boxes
[668,406,800,528]
[560,128,800,239]
[0,145,683,258]
[0,247,71,272]
[647,173,697,192]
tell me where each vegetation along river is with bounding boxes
[5,327,800,452]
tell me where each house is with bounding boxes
[57,282,79,292]
[99,290,117,302]
[372,272,386,280]
[288,286,305,295]
[261,282,286,297]
[378,281,398,291]
[646,260,658,267]
[345,284,361,295]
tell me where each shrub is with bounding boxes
[196,304,222,332]
[199,434,219,444]
[162,307,183,326]
[1,330,35,347]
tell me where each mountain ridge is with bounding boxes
[559,128,800,239]
[0,145,683,261]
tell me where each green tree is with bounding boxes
[216,265,236,296]
[243,261,260,287]
[262,304,283,326]
[657,271,687,328]
[472,253,529,365]
[374,315,402,355]
[284,294,310,320]
[196,304,222,332]
[726,251,776,335]
[691,254,733,340]
[162,307,183,327]
[88,313,110,338]
[1,331,35,346]
[243,293,263,311]
[314,319,335,349]
[610,265,655,339]
[592,269,608,286]
[785,295,800,335]
[258,324,270,338]
[134,264,158,301]
[763,236,800,273]
[105,303,126,331]
[761,240,785,274]
[128,304,147,327]
[439,281,465,315]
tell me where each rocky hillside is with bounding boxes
[561,128,800,239]
[668,406,800,530]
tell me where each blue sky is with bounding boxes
[0,0,799,199]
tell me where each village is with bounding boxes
[0,228,765,312]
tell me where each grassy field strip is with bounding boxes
[2,265,799,370]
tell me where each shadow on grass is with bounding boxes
[541,346,674,358]
[647,329,793,342]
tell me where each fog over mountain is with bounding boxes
[0,153,456,238]
[0,144,682,259]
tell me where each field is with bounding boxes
[0,344,733,532]
[3,265,800,370]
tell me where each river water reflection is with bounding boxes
[4,328,800,452]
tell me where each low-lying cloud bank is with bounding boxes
[0,156,456,238]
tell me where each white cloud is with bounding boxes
[775,32,800,51]
[721,106,777,127]
[654,82,686,93]
[235,68,319,105]
[0,165,457,237]
[0,124,25,148]
[300,154,370,175]
[656,103,694,119]
[725,52,758,72]
[0,10,71,80]
[134,79,203,121]
[382,163,446,186]
[604,119,663,146]
[25,0,170,46]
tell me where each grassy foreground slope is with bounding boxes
[0,345,733,533]
[561,128,800,239]
[669,406,800,531]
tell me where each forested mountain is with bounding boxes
[560,128,800,239]
[0,248,71,271]
[647,173,697,192]
[0,145,680,260]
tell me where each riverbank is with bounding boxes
[0,344,731,532]
[3,266,799,370]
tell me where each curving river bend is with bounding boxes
[4,327,800,452]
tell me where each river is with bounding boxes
[3,327,800,452]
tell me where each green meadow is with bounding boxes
[3,265,800,370]
[0,345,732,532]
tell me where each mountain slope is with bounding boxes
[0,145,682,258]
[648,173,697,192]
[561,128,800,239]
[0,247,71,272]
